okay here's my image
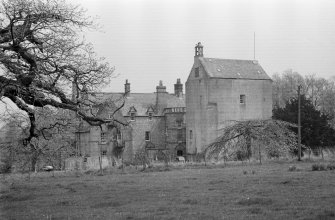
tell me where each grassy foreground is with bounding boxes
[1,160,335,220]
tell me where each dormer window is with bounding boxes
[195,67,199,77]
[130,112,136,121]
[146,106,154,120]
[128,106,137,121]
[148,112,153,120]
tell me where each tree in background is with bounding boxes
[272,70,335,127]
[0,0,127,146]
[0,107,76,172]
[273,94,335,157]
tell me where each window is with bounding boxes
[148,112,153,120]
[130,112,136,121]
[145,131,150,141]
[189,130,193,139]
[177,130,183,141]
[102,150,107,156]
[240,95,246,104]
[116,130,121,141]
[101,132,106,144]
[177,120,183,128]
[195,67,199,77]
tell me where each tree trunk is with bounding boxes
[258,144,262,165]
[246,129,252,159]
[31,154,38,172]
[99,156,103,175]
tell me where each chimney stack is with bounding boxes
[174,78,183,97]
[156,80,167,93]
[124,79,130,95]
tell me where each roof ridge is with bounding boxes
[202,57,258,62]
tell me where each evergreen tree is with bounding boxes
[273,95,335,155]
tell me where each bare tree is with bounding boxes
[0,107,77,172]
[0,0,126,146]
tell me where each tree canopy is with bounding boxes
[205,119,298,161]
[273,94,335,151]
[0,0,125,143]
[272,70,335,126]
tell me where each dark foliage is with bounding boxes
[273,94,335,152]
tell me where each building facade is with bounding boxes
[76,79,186,164]
[74,42,272,165]
[186,42,273,155]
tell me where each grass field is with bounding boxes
[1,160,335,220]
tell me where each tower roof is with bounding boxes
[199,57,271,80]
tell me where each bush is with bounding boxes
[312,163,327,171]
[288,165,296,171]
[0,154,12,174]
[326,163,335,170]
[312,163,320,171]
[235,150,249,161]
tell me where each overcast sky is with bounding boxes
[1,0,335,120]
[71,0,335,94]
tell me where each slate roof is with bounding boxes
[199,57,271,80]
[95,101,128,125]
[90,92,185,117]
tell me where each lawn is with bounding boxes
[1,160,335,220]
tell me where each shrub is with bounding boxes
[288,165,296,171]
[319,164,326,171]
[235,150,249,161]
[0,154,12,174]
[267,147,281,158]
[312,163,327,171]
[326,163,335,170]
[312,163,320,171]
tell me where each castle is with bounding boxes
[73,43,272,167]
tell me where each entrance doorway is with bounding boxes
[177,150,183,156]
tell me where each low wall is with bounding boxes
[65,156,113,171]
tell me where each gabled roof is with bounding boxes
[199,57,271,80]
[89,92,185,116]
[129,106,137,113]
[95,101,127,125]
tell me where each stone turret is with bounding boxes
[195,42,204,57]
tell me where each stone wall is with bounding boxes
[186,59,273,154]
[165,112,186,156]
[65,156,112,171]
[125,116,166,160]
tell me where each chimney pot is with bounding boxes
[125,79,130,95]
[174,78,183,97]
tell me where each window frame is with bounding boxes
[240,94,246,104]
[101,132,106,144]
[148,112,153,120]
[195,67,199,77]
[130,112,136,121]
[145,131,150,141]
